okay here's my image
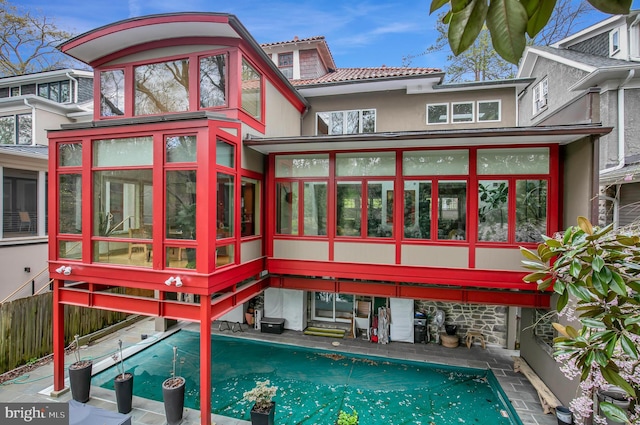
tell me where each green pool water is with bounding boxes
[93,330,521,425]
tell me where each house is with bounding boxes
[517,11,640,405]
[0,69,92,302]
[48,13,610,422]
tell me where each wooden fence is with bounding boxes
[0,292,127,374]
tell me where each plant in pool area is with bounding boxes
[72,334,91,368]
[243,380,277,413]
[112,339,126,379]
[337,409,358,425]
[521,217,640,424]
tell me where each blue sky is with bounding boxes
[19,0,640,69]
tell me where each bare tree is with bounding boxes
[0,0,75,76]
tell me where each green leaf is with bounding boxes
[524,271,548,282]
[592,256,605,272]
[554,280,565,295]
[586,0,631,15]
[568,283,593,302]
[609,273,627,296]
[448,0,489,56]
[600,366,636,398]
[599,266,613,284]
[570,258,582,278]
[605,334,618,357]
[430,0,451,14]
[563,228,572,244]
[620,334,638,359]
[526,0,556,38]
[581,318,605,329]
[537,277,553,291]
[486,0,528,64]
[577,216,593,235]
[599,402,630,425]
[624,316,640,326]
[541,235,561,248]
[592,272,608,296]
[565,325,579,339]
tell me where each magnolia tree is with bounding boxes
[521,217,640,424]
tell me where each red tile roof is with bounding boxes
[260,36,327,47]
[291,67,442,86]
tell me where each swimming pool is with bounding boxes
[92,330,521,424]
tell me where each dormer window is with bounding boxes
[278,53,293,79]
[610,29,620,56]
[38,81,70,103]
[532,78,548,115]
[10,87,20,97]
[200,54,227,108]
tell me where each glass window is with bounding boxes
[478,180,508,242]
[59,174,82,234]
[367,181,393,238]
[336,152,395,177]
[304,182,327,236]
[166,170,196,240]
[216,140,235,168]
[336,182,362,236]
[0,114,32,145]
[452,102,474,123]
[200,54,226,108]
[59,240,82,260]
[276,182,298,235]
[135,59,189,115]
[437,181,466,240]
[59,143,82,166]
[10,87,20,97]
[427,104,448,124]
[241,59,261,119]
[93,137,153,167]
[477,101,500,121]
[217,173,234,239]
[165,246,196,269]
[316,109,376,135]
[404,180,431,239]
[516,180,547,243]
[3,168,38,237]
[37,81,70,103]
[93,169,153,238]
[477,147,549,175]
[278,52,293,79]
[610,29,620,54]
[275,154,329,178]
[403,150,469,176]
[313,292,354,322]
[0,116,15,144]
[100,70,125,116]
[533,78,548,114]
[166,135,197,163]
[241,178,259,237]
[17,114,31,145]
[216,243,234,267]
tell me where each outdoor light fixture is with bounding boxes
[55,266,65,274]
[55,265,72,275]
[174,276,183,287]
[165,277,176,286]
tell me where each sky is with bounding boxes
[18,0,640,70]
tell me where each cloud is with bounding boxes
[128,0,141,18]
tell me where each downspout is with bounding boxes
[66,72,79,103]
[600,69,634,174]
[23,98,36,145]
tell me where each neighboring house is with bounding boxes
[47,13,610,421]
[517,10,640,409]
[0,69,93,302]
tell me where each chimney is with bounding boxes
[293,35,299,41]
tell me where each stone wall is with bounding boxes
[415,300,508,347]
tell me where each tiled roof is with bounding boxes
[260,35,326,47]
[291,67,442,86]
[531,45,633,69]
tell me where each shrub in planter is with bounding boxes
[162,346,185,425]
[113,339,134,414]
[69,334,92,403]
[337,409,358,425]
[243,380,277,425]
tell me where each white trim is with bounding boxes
[532,78,548,115]
[315,108,376,135]
[426,103,448,125]
[477,99,501,122]
[451,101,474,123]
[610,28,621,56]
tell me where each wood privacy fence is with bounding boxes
[0,292,127,374]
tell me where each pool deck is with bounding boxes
[0,316,556,425]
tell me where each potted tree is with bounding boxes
[113,339,134,414]
[69,334,92,403]
[243,380,277,425]
[162,346,185,425]
[337,409,359,425]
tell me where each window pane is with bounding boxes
[166,135,197,163]
[362,110,376,133]
[92,240,152,267]
[216,139,235,168]
[93,170,153,237]
[135,59,189,115]
[404,180,431,239]
[59,143,82,166]
[0,116,15,144]
[368,181,393,238]
[217,173,234,239]
[438,181,466,240]
[345,111,359,134]
[478,101,500,121]
[3,169,38,236]
[59,240,82,260]
[516,180,547,243]
[38,84,48,98]
[241,178,259,237]
[200,54,226,108]
[165,246,196,269]
[217,243,234,267]
[317,113,330,135]
[403,150,469,176]
[336,182,362,236]
[59,174,82,234]
[275,154,329,178]
[100,70,125,116]
[315,292,334,320]
[477,148,549,174]
[17,114,32,145]
[452,103,473,122]
[60,81,70,103]
[276,182,298,235]
[478,180,508,242]
[303,182,327,236]
[336,152,396,176]
[241,59,261,119]
[330,112,343,135]
[93,137,153,167]
[166,170,196,240]
[49,83,59,103]
[427,104,448,124]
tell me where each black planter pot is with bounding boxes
[114,373,134,414]
[445,324,458,336]
[250,402,275,425]
[162,376,185,425]
[69,360,92,403]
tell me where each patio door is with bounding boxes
[312,292,353,323]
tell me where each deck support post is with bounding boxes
[53,279,65,392]
[199,295,212,425]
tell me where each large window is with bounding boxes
[3,168,38,237]
[241,177,260,237]
[317,109,375,135]
[278,52,293,79]
[241,59,261,120]
[477,100,500,122]
[135,59,189,115]
[313,292,353,322]
[200,54,226,108]
[0,114,32,145]
[38,81,70,103]
[100,70,125,117]
[426,104,448,124]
